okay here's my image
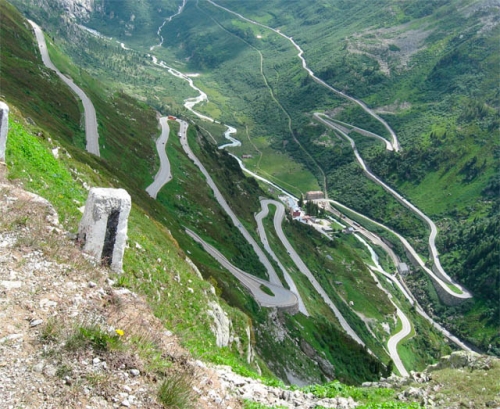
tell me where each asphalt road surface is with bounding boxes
[325,200,473,353]
[186,229,298,310]
[29,20,100,156]
[255,200,309,315]
[255,200,365,346]
[387,307,412,377]
[146,117,172,198]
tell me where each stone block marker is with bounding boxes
[0,101,9,162]
[78,188,131,272]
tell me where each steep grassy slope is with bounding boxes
[0,0,261,377]
[4,3,308,391]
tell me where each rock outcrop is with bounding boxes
[207,300,231,348]
[362,351,500,408]
[215,366,358,409]
[425,350,494,372]
[40,0,95,20]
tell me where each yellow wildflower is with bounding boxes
[115,329,124,337]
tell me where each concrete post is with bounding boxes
[78,188,131,272]
[0,101,9,162]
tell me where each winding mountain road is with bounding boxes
[143,2,472,362]
[145,117,172,198]
[255,200,309,316]
[202,0,470,303]
[29,20,100,156]
[314,113,472,300]
[176,119,281,286]
[321,198,474,353]
[256,199,365,346]
[206,0,399,152]
[186,228,298,309]
[387,307,412,376]
[355,235,411,377]
[324,117,393,151]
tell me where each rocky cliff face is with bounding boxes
[47,0,95,20]
[11,0,95,21]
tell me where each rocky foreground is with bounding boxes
[1,169,499,408]
[0,171,359,408]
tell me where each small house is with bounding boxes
[305,191,324,201]
[343,226,355,234]
[397,263,410,275]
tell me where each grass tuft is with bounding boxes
[39,317,62,343]
[65,323,123,353]
[157,373,196,409]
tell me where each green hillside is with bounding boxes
[0,0,423,386]
[157,0,499,352]
[4,0,498,382]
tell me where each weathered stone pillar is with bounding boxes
[78,188,131,272]
[0,101,9,162]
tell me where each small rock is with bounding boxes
[114,288,131,295]
[39,299,57,309]
[0,333,23,343]
[93,357,101,365]
[1,280,22,290]
[130,369,140,377]
[88,281,97,288]
[33,363,45,373]
[66,232,78,240]
[121,400,130,407]
[43,364,57,377]
[30,319,44,327]
[405,387,424,398]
